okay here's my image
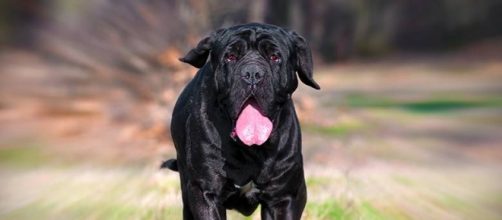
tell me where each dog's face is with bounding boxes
[180,23,319,145]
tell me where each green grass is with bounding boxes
[303,120,368,137]
[1,153,500,220]
[340,94,502,113]
[305,200,405,220]
[2,199,183,220]
[0,165,184,220]
[306,200,348,219]
[0,144,49,167]
[307,176,334,188]
[358,202,389,220]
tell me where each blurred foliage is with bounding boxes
[1,1,502,219]
[1,0,500,104]
[2,0,502,60]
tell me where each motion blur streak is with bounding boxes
[1,0,501,219]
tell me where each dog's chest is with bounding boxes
[233,181,261,197]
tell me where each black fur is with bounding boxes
[168,23,320,219]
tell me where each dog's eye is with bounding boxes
[225,54,238,62]
[270,54,281,63]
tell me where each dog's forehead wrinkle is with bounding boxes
[220,27,287,53]
[242,51,266,62]
[238,28,257,44]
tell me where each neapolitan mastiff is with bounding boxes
[163,23,320,220]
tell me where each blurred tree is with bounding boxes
[264,0,292,27]
[207,0,251,29]
[393,0,448,50]
[0,0,46,48]
[319,1,355,61]
[3,0,501,63]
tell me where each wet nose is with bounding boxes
[241,66,264,86]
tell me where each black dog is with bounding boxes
[163,23,320,219]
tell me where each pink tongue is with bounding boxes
[235,100,273,146]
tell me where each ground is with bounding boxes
[0,41,501,219]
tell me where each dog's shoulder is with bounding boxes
[172,67,209,113]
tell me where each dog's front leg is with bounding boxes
[261,196,306,220]
[260,180,307,220]
[184,181,226,220]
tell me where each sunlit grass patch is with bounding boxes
[306,199,349,219]
[340,94,502,113]
[432,193,470,210]
[303,117,369,137]
[392,175,416,186]
[398,98,502,113]
[307,176,334,188]
[2,198,183,220]
[305,199,409,220]
[1,162,500,219]
[0,140,91,169]
[0,166,183,220]
[359,201,414,220]
[0,143,49,168]
[358,202,392,220]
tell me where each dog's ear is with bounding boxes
[290,32,320,90]
[179,34,214,68]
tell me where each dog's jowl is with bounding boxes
[164,23,320,220]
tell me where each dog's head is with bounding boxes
[180,23,319,146]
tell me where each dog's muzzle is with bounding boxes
[240,65,265,89]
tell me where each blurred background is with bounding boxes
[1,0,501,219]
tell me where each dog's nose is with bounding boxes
[241,66,264,86]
